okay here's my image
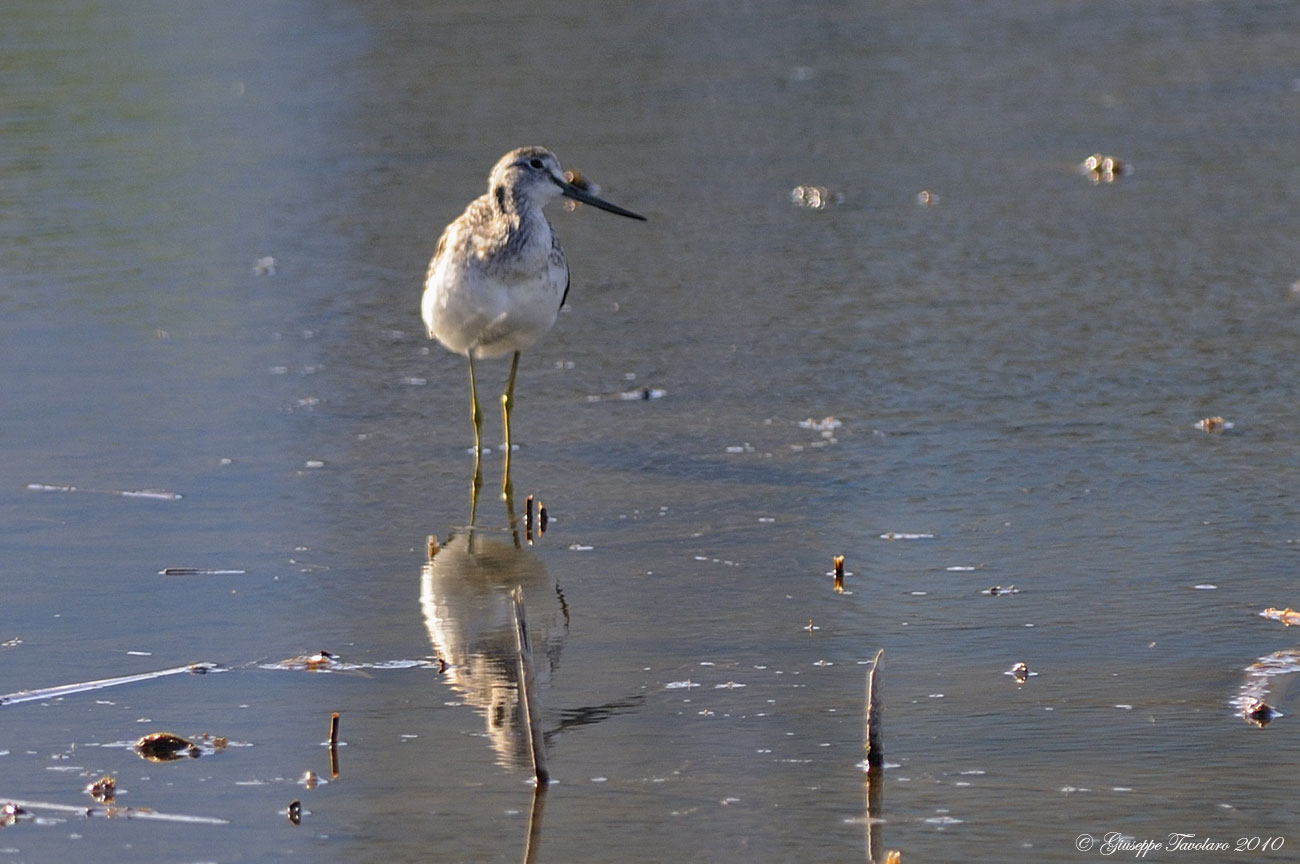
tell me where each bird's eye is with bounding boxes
[528,158,544,169]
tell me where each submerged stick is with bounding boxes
[511,587,550,784]
[26,483,182,501]
[0,662,217,707]
[864,648,884,770]
[0,797,228,825]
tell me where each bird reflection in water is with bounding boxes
[420,496,565,773]
[421,478,645,763]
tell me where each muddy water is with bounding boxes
[4,1,1300,861]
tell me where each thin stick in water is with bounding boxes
[864,648,884,770]
[328,712,341,778]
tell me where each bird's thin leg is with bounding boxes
[501,350,520,501]
[467,353,484,524]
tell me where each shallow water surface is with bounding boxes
[3,1,1300,861]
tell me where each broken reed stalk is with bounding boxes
[511,587,550,784]
[864,648,884,770]
[328,712,341,778]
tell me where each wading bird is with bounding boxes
[421,146,645,504]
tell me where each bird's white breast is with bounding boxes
[422,203,568,359]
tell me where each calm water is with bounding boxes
[3,2,1300,861]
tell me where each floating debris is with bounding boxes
[26,483,182,501]
[1007,662,1035,684]
[267,651,338,671]
[0,803,30,826]
[1079,153,1129,183]
[1260,607,1300,627]
[1193,416,1234,433]
[134,731,229,762]
[85,775,117,802]
[1233,648,1300,724]
[259,653,442,673]
[790,185,843,209]
[253,256,278,276]
[797,416,842,437]
[1242,698,1280,727]
[584,387,666,402]
[983,585,1020,596]
[879,532,935,541]
[135,732,201,762]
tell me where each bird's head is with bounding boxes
[489,146,645,221]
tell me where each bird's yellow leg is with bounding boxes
[467,353,484,524]
[501,350,520,501]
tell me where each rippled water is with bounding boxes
[4,2,1300,861]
